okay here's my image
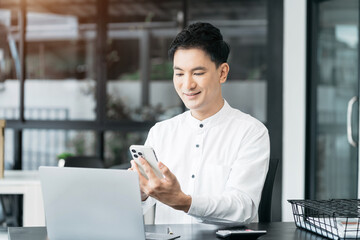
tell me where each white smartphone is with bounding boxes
[129,145,163,179]
[216,229,267,238]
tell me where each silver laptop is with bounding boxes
[39,166,146,240]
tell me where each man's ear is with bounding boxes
[219,63,230,84]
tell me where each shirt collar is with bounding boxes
[185,99,232,130]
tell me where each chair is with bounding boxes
[258,158,279,222]
[0,194,21,227]
[60,156,104,168]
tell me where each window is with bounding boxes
[188,0,268,122]
[0,7,20,120]
[0,0,278,172]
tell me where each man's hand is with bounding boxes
[131,157,192,213]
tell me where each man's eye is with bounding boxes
[194,72,204,76]
[175,73,184,77]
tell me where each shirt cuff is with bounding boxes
[142,196,155,215]
[187,195,207,218]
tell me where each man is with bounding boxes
[130,22,270,225]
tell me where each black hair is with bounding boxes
[168,22,230,67]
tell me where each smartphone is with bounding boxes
[216,229,267,238]
[129,145,163,179]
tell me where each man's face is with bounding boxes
[173,48,228,119]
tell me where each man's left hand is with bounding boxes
[132,157,192,213]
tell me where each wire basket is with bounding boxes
[288,199,360,239]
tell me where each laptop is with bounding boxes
[39,166,146,240]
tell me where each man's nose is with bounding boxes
[183,74,196,90]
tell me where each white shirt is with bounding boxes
[142,100,270,225]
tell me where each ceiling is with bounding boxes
[0,0,266,26]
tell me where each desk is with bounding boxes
[0,171,45,226]
[8,222,329,240]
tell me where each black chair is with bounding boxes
[62,156,104,168]
[0,194,21,227]
[258,158,279,222]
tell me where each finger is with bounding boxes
[131,160,148,183]
[131,160,143,176]
[158,162,175,180]
[130,160,152,198]
[128,161,135,171]
[130,160,137,172]
[139,157,158,180]
[130,160,136,169]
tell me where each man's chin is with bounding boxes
[181,96,205,109]
[183,102,201,111]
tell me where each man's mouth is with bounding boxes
[184,92,201,97]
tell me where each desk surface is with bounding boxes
[8,222,329,240]
[0,170,45,226]
[0,170,40,185]
[146,222,328,240]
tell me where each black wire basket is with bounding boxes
[288,199,360,239]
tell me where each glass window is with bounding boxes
[105,131,147,167]
[313,0,358,199]
[24,2,97,120]
[188,0,267,123]
[0,7,20,120]
[23,130,96,170]
[106,1,183,121]
[149,33,183,121]
[106,38,140,121]
[4,129,14,170]
[0,1,273,172]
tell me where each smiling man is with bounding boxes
[131,22,270,225]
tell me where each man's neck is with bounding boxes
[190,99,225,121]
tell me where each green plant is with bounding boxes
[57,152,74,160]
[119,61,173,81]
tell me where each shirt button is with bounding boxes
[199,124,204,128]
[196,144,199,148]
[191,174,195,178]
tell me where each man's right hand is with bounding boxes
[132,157,192,213]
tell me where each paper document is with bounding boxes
[299,217,360,239]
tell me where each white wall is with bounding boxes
[282,0,307,221]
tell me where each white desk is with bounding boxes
[0,171,45,227]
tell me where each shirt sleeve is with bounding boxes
[144,125,155,147]
[142,196,156,214]
[187,125,270,225]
